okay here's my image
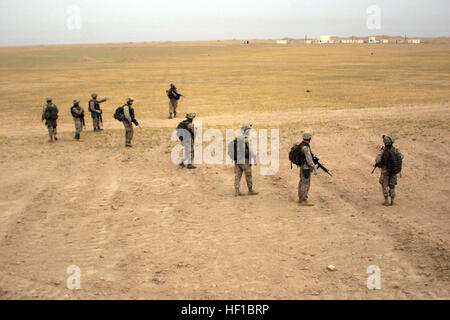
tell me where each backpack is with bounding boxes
[44,105,58,121]
[289,142,308,167]
[227,138,238,161]
[70,105,82,118]
[176,120,193,140]
[227,137,250,162]
[387,147,403,175]
[167,89,181,100]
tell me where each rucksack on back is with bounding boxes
[44,105,58,121]
[113,106,125,121]
[387,147,402,175]
[176,120,193,140]
[227,138,238,161]
[289,143,305,167]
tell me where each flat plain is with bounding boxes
[0,40,448,299]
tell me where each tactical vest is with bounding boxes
[71,105,83,119]
[89,99,100,113]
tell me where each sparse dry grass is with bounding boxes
[0,42,449,127]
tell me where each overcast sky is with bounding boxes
[0,0,448,46]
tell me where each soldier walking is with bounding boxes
[298,132,317,206]
[176,113,196,169]
[70,99,85,140]
[166,82,183,119]
[233,125,258,196]
[41,97,59,142]
[122,97,139,147]
[375,135,404,206]
[89,93,107,131]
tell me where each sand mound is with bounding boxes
[76,56,100,63]
[121,56,146,62]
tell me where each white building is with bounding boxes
[305,39,312,44]
[315,35,330,44]
[407,39,421,44]
[368,36,377,44]
[276,40,288,45]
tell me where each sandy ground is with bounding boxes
[0,103,448,299]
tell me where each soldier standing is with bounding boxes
[89,93,107,131]
[298,132,317,206]
[176,113,196,169]
[234,125,259,196]
[122,97,139,147]
[41,97,59,142]
[166,83,183,119]
[375,135,404,206]
[70,99,85,140]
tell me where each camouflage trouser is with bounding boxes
[169,99,178,115]
[92,114,101,130]
[181,138,194,164]
[380,171,398,198]
[235,164,252,190]
[123,120,134,145]
[298,168,311,201]
[74,118,83,134]
[46,120,57,139]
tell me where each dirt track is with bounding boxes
[0,104,449,299]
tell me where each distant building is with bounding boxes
[355,39,365,44]
[276,40,288,44]
[305,39,312,44]
[396,39,404,44]
[241,40,250,44]
[315,35,331,44]
[368,36,377,44]
[381,39,389,44]
[407,39,421,44]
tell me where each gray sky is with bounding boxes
[0,0,448,46]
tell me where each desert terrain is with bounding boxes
[0,40,448,299]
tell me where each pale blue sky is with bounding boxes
[0,0,448,46]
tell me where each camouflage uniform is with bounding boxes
[167,83,181,119]
[299,143,316,202]
[234,125,258,196]
[89,94,107,131]
[298,132,316,205]
[179,113,196,167]
[375,135,403,205]
[123,102,134,147]
[41,99,58,142]
[71,100,84,140]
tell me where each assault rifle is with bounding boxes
[371,146,384,174]
[311,153,332,176]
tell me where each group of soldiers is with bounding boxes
[41,83,404,206]
[41,93,108,142]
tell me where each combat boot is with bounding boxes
[76,133,80,140]
[187,164,196,169]
[382,196,390,206]
[248,189,259,196]
[390,197,395,206]
[301,200,314,206]
[174,112,177,118]
[169,113,173,119]
[179,163,186,168]
[235,189,244,197]
[125,143,133,147]
[54,136,58,141]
